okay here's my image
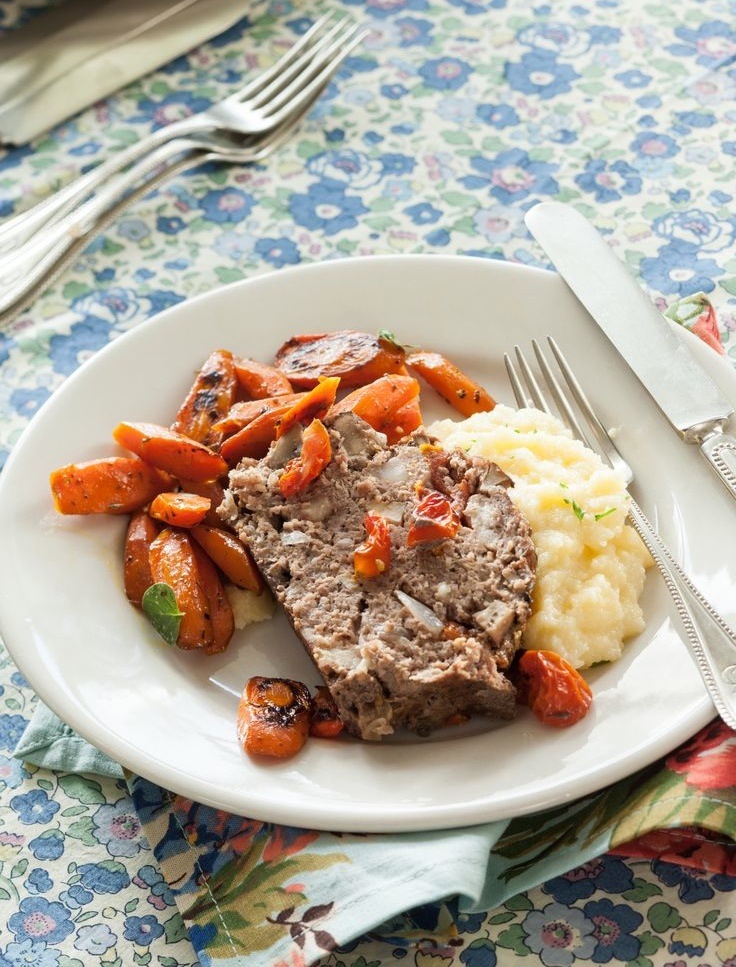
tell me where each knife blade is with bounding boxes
[525,200,736,501]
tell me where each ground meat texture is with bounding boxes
[220,412,537,740]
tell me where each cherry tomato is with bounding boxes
[354,512,391,578]
[515,650,593,728]
[406,488,459,546]
[278,419,332,498]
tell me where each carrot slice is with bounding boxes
[309,686,344,738]
[278,419,332,498]
[331,374,420,435]
[123,510,160,605]
[177,477,225,527]
[148,528,213,650]
[212,393,307,439]
[149,492,211,528]
[233,356,294,399]
[50,456,171,515]
[191,524,264,594]
[113,421,228,482]
[237,677,312,758]
[171,349,238,444]
[191,543,235,655]
[275,330,406,389]
[383,396,423,445]
[405,350,495,417]
[219,401,296,465]
[275,376,340,439]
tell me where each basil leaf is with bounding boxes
[142,583,183,646]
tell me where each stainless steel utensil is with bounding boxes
[524,200,736,501]
[0,14,364,254]
[505,336,736,730]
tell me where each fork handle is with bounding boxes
[0,115,208,254]
[628,497,736,729]
[0,138,205,324]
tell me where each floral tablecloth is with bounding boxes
[1,0,736,964]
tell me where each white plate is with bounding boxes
[1,255,733,833]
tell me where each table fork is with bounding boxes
[505,336,736,730]
[0,102,320,326]
[0,13,365,254]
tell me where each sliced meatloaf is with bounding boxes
[220,412,536,740]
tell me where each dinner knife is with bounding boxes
[525,200,736,501]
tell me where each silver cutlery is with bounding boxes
[0,13,365,254]
[525,201,736,501]
[0,110,317,326]
[505,336,736,730]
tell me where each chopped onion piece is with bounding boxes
[281,530,309,545]
[375,455,412,484]
[394,589,444,637]
[367,500,404,524]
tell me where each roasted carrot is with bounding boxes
[149,492,211,528]
[212,393,307,438]
[383,396,423,444]
[148,528,213,650]
[123,510,160,606]
[170,349,238,444]
[275,376,340,439]
[278,419,332,498]
[330,374,420,435]
[191,543,235,654]
[191,524,264,594]
[50,456,171,515]
[274,330,406,389]
[309,686,344,738]
[219,401,296,464]
[237,676,312,758]
[177,477,226,527]
[405,350,495,417]
[113,421,228,482]
[233,356,294,399]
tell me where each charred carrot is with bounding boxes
[274,330,406,389]
[113,421,228,482]
[330,374,420,435]
[50,456,171,515]
[123,510,160,605]
[233,356,294,399]
[405,350,495,417]
[212,393,307,438]
[190,524,264,594]
[309,686,344,738]
[149,492,211,528]
[278,419,332,498]
[148,528,213,650]
[191,543,235,655]
[237,677,312,758]
[219,401,296,464]
[170,349,238,444]
[275,377,340,439]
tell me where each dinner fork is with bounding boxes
[0,13,365,254]
[0,109,317,326]
[505,336,736,730]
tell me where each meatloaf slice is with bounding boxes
[220,412,536,740]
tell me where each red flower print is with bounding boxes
[666,720,736,789]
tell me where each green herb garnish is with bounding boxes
[142,583,184,645]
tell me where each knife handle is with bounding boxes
[700,431,736,502]
[627,498,736,730]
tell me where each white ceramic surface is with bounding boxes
[1,255,733,832]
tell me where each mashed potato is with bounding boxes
[430,404,652,669]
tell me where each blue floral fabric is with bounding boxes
[1,0,736,964]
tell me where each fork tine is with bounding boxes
[532,338,597,450]
[504,345,550,411]
[253,22,367,124]
[223,14,340,105]
[245,17,355,110]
